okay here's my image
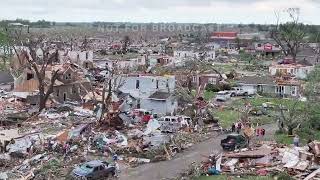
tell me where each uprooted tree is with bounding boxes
[99,60,125,124]
[276,66,320,135]
[8,28,61,111]
[270,8,306,61]
[276,100,307,135]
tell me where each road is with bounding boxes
[119,123,277,180]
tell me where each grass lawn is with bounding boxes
[197,175,273,180]
[204,91,216,101]
[215,109,239,128]
[275,130,320,145]
[232,97,306,110]
[274,133,294,145]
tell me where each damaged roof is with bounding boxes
[149,91,171,100]
[238,76,276,86]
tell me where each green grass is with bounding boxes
[204,91,216,101]
[215,109,239,128]
[274,133,294,145]
[197,175,273,180]
[275,130,320,145]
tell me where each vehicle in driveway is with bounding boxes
[215,91,231,101]
[220,134,248,151]
[72,160,115,179]
[229,87,255,97]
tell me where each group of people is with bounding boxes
[256,128,266,137]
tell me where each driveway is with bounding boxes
[119,123,277,180]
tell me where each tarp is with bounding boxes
[281,148,300,168]
[144,119,161,135]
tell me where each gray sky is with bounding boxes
[1,0,319,24]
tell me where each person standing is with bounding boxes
[231,123,236,132]
[261,128,265,137]
[293,135,300,147]
[236,123,242,133]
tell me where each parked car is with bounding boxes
[72,160,115,179]
[215,91,231,101]
[229,87,255,97]
[220,134,248,151]
[158,116,180,133]
[177,115,192,127]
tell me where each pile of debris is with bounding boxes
[195,141,320,179]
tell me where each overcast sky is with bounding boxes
[1,0,319,24]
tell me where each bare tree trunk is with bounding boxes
[38,84,46,111]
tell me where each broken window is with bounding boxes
[56,89,60,97]
[26,73,34,80]
[136,80,140,89]
[63,93,67,101]
[86,52,89,60]
[65,73,71,80]
[156,80,159,89]
[291,86,297,96]
[72,86,77,94]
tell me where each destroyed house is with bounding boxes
[269,60,314,80]
[51,65,91,103]
[176,73,221,88]
[117,75,177,115]
[63,50,94,69]
[173,47,215,61]
[254,41,282,57]
[210,32,238,48]
[14,64,91,104]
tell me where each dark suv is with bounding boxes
[221,134,248,151]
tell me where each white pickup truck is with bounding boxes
[229,87,255,97]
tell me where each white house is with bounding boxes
[117,75,177,115]
[173,49,215,61]
[93,56,146,72]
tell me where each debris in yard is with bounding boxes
[182,140,320,179]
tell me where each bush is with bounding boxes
[205,84,220,92]
[220,83,231,91]
[205,83,232,92]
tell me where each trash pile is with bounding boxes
[91,119,216,168]
[0,95,221,180]
[194,141,320,179]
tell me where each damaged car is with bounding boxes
[72,160,116,179]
